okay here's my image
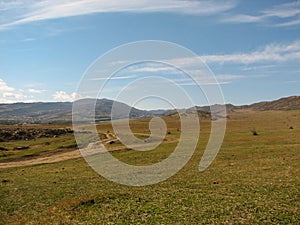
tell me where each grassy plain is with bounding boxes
[0,110,299,224]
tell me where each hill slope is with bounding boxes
[0,99,152,124]
[244,96,300,111]
[0,96,299,124]
[195,96,300,113]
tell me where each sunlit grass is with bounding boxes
[0,110,299,224]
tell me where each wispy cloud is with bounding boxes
[89,75,137,81]
[285,80,300,84]
[275,18,300,27]
[216,74,246,80]
[201,40,300,64]
[221,1,300,26]
[101,62,246,86]
[221,14,262,23]
[115,63,189,78]
[131,66,174,73]
[174,73,247,86]
[241,64,277,71]
[151,47,287,69]
[262,2,300,18]
[21,38,36,42]
[28,88,46,94]
[0,0,236,29]
[87,40,299,88]
[24,82,45,88]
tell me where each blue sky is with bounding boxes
[0,0,299,108]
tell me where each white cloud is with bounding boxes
[241,64,277,71]
[0,78,32,102]
[23,82,45,88]
[28,88,46,94]
[22,38,36,42]
[89,75,136,81]
[262,2,300,18]
[3,92,25,99]
[216,74,246,80]
[119,64,179,75]
[0,78,14,92]
[285,80,300,84]
[0,0,237,29]
[0,1,24,10]
[221,14,262,23]
[275,18,300,27]
[172,73,246,86]
[201,40,300,64]
[101,40,299,80]
[221,1,300,26]
[53,91,81,101]
[131,66,174,73]
[117,41,297,85]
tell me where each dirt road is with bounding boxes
[0,132,177,169]
[0,149,82,168]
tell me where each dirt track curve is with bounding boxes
[0,133,177,169]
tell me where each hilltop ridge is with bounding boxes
[0,96,299,124]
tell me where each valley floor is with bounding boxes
[0,110,299,224]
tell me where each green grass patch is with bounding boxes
[0,111,299,224]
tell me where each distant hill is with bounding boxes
[0,102,72,124]
[163,107,212,119]
[0,96,299,124]
[241,96,300,111]
[0,99,152,124]
[195,96,300,113]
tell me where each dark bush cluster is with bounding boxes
[0,128,73,142]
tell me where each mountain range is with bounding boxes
[0,96,299,124]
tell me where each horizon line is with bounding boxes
[0,95,298,110]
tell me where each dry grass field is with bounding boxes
[0,110,299,224]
